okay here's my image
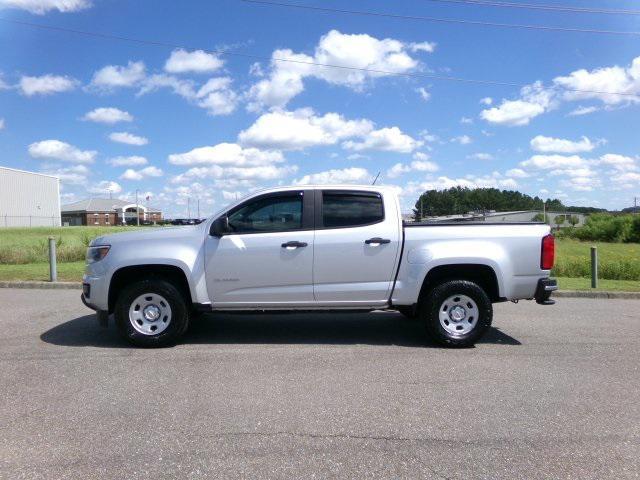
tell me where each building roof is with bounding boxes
[0,165,59,180]
[61,198,161,213]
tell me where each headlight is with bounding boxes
[86,245,110,264]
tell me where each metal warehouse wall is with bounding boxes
[0,167,61,227]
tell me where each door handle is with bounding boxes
[281,241,308,249]
[365,237,391,245]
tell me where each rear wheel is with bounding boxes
[421,280,492,348]
[115,279,189,347]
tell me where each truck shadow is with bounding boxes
[40,311,521,348]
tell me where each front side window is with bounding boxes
[322,192,384,228]
[227,193,303,233]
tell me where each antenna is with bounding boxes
[372,171,381,185]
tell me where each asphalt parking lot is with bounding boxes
[1,288,639,479]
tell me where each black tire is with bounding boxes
[114,279,190,347]
[420,280,492,348]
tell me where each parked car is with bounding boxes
[81,185,556,347]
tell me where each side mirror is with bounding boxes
[209,215,230,237]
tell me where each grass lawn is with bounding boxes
[553,239,640,281]
[556,277,640,292]
[0,261,85,282]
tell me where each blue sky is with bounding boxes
[1,0,639,216]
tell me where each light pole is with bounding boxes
[135,189,140,226]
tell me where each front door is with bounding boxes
[205,190,315,308]
[313,190,401,305]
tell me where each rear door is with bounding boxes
[312,190,401,305]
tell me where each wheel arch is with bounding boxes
[108,264,193,313]
[418,263,503,303]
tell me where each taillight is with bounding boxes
[541,234,555,270]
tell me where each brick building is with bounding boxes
[61,198,162,226]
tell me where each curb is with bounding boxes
[553,290,640,300]
[0,281,81,290]
[0,281,639,298]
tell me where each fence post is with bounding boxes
[590,246,598,289]
[48,236,57,282]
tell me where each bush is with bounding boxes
[557,213,639,243]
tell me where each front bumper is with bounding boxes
[534,278,558,305]
[81,291,109,327]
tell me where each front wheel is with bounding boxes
[115,279,190,347]
[421,280,492,348]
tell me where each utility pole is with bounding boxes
[543,200,546,223]
[197,198,200,219]
[187,197,191,219]
[135,189,140,226]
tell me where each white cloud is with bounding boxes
[109,132,148,146]
[138,74,237,116]
[195,77,238,115]
[0,0,90,14]
[568,106,599,116]
[238,108,373,151]
[530,135,601,154]
[107,155,148,167]
[28,139,96,164]
[520,154,588,170]
[480,81,555,126]
[19,74,78,96]
[164,49,224,74]
[599,153,638,172]
[168,143,283,166]
[505,168,530,178]
[480,97,493,106]
[460,117,473,124]
[610,171,640,188]
[83,107,133,124]
[343,127,422,153]
[387,159,438,178]
[467,153,493,161]
[173,164,296,184]
[451,135,472,145]
[413,174,518,191]
[0,118,4,130]
[553,56,640,105]
[120,166,163,181]
[409,41,436,53]
[88,180,122,194]
[560,175,601,192]
[247,30,424,110]
[416,87,430,102]
[294,167,371,185]
[41,164,89,185]
[90,61,146,90]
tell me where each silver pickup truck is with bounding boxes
[82,185,557,347]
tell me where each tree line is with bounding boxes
[412,187,570,220]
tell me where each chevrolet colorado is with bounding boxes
[81,185,557,347]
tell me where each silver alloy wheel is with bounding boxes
[128,293,172,336]
[438,294,479,336]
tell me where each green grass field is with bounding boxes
[0,227,639,291]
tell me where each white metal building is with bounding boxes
[0,166,61,227]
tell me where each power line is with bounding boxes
[240,0,640,37]
[1,16,639,99]
[421,0,640,16]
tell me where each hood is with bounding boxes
[90,224,206,247]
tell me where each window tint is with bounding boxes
[228,193,303,233]
[322,192,384,228]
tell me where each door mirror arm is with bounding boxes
[209,215,230,237]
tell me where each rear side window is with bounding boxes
[322,192,384,228]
